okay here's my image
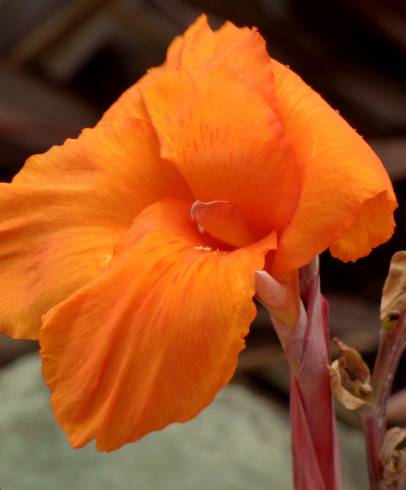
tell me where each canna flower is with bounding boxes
[0,15,397,451]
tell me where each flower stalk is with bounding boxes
[360,314,406,490]
[256,258,342,490]
[361,251,406,489]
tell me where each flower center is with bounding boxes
[191,200,260,249]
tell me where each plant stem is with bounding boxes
[361,408,383,490]
[255,261,342,490]
[360,314,406,490]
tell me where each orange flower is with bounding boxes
[0,15,397,450]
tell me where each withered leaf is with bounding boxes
[329,338,372,410]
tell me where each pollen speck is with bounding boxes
[102,254,113,267]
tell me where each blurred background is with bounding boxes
[0,0,405,489]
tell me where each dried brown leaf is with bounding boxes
[381,251,406,327]
[329,338,372,410]
[381,427,406,487]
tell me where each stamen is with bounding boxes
[191,200,260,248]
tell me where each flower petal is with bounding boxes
[141,67,301,236]
[0,119,190,339]
[165,15,275,105]
[270,60,397,273]
[99,84,148,124]
[191,200,261,248]
[101,15,274,123]
[329,191,396,261]
[40,199,276,451]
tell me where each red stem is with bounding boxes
[256,262,342,490]
[360,314,406,490]
[274,274,342,489]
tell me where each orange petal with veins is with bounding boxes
[141,67,301,237]
[0,119,190,339]
[164,14,275,105]
[271,60,397,274]
[40,199,277,451]
[329,192,395,261]
[101,14,274,123]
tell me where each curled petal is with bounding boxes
[191,200,260,248]
[164,14,275,105]
[0,119,189,339]
[329,192,395,262]
[141,67,301,236]
[102,15,275,123]
[271,60,397,274]
[40,199,276,451]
